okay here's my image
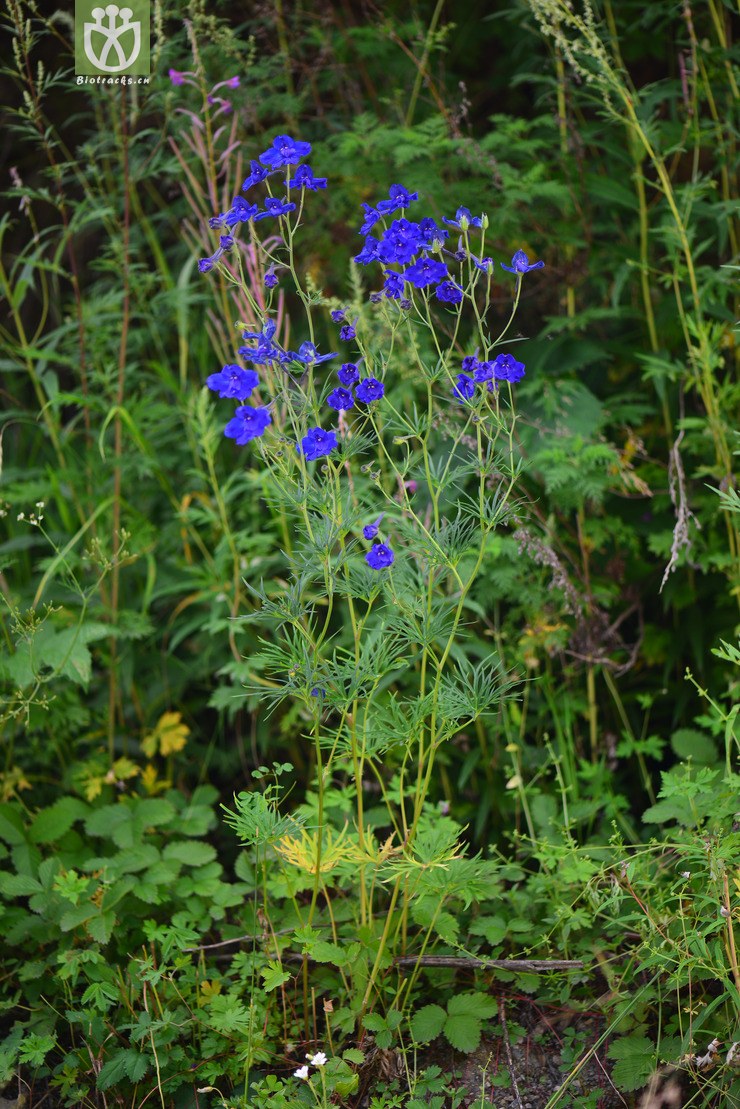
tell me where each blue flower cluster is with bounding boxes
[199,134,326,277]
[352,184,544,307]
[453,351,526,403]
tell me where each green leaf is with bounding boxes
[0,804,26,845]
[362,1013,387,1033]
[17,1033,57,1067]
[670,728,718,765]
[97,1048,150,1090]
[162,840,217,866]
[86,910,116,944]
[448,991,498,1019]
[411,1004,446,1044]
[444,1012,481,1053]
[342,1048,365,1065]
[0,873,42,897]
[261,961,291,993]
[608,1036,656,1092]
[313,940,348,965]
[29,797,89,844]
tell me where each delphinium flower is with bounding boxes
[360,202,382,234]
[288,164,327,191]
[339,319,358,341]
[355,377,385,403]
[224,405,271,444]
[206,364,259,399]
[383,271,405,300]
[330,308,347,323]
[264,265,279,289]
[366,543,394,570]
[473,360,495,385]
[259,134,312,169]
[501,249,545,274]
[299,427,338,460]
[254,196,297,221]
[378,219,422,265]
[284,341,336,367]
[435,280,463,304]
[377,183,419,215]
[452,373,476,403]
[362,514,384,539]
[404,257,448,289]
[492,352,526,382]
[443,206,483,230]
[242,160,272,191]
[168,68,186,85]
[326,387,354,411]
[337,362,360,386]
[472,254,494,274]
[418,217,448,247]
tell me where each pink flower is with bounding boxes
[226,75,240,88]
[169,69,185,85]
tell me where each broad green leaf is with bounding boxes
[29,797,89,844]
[411,1004,446,1044]
[444,1012,481,1053]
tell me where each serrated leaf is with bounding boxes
[670,728,718,765]
[411,1004,446,1044]
[261,961,291,993]
[608,1036,656,1092]
[362,1013,387,1033]
[444,1012,481,1053]
[448,991,498,1019]
[0,873,42,897]
[29,797,89,844]
[86,910,116,944]
[97,1048,150,1090]
[162,840,216,866]
[0,804,26,845]
[313,940,347,965]
[343,1048,365,1065]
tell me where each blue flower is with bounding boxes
[243,319,277,342]
[492,352,526,382]
[404,257,448,288]
[359,202,382,234]
[356,377,385,403]
[223,197,258,227]
[378,219,422,265]
[383,271,405,300]
[472,255,494,274]
[264,265,279,288]
[288,164,327,190]
[452,373,476,403]
[242,160,272,191]
[473,361,495,384]
[365,543,394,570]
[461,354,479,374]
[207,364,260,399]
[284,341,336,367]
[238,340,280,364]
[338,362,360,386]
[354,237,381,265]
[327,387,354,411]
[418,217,448,247]
[254,197,297,221]
[330,308,347,323]
[198,257,216,273]
[339,320,358,341]
[259,134,312,169]
[435,280,464,304]
[377,184,418,216]
[362,513,384,539]
[501,249,545,274]
[299,426,338,460]
[224,405,271,444]
[443,206,483,230]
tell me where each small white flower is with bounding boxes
[680,871,691,879]
[294,1065,310,1080]
[309,1051,328,1067]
